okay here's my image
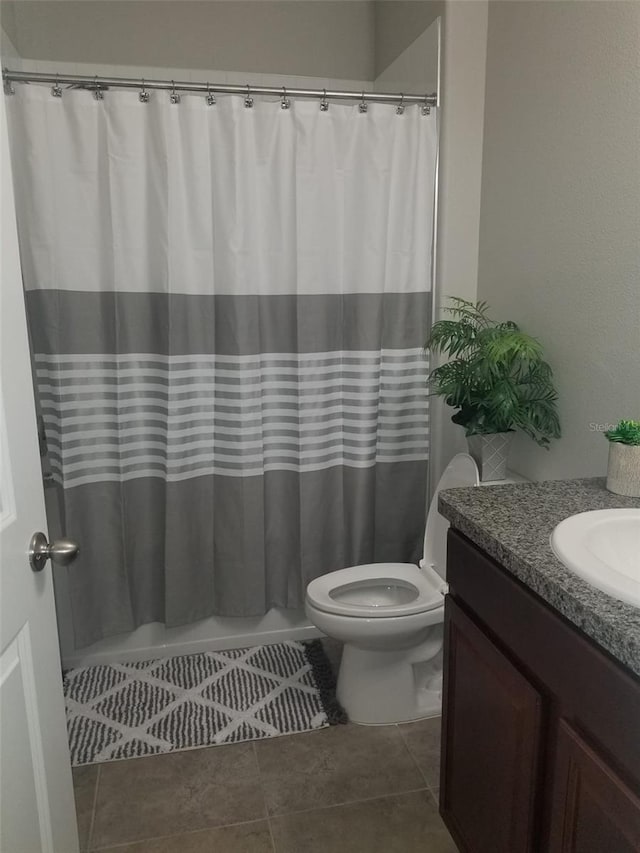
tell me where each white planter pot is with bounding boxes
[466,432,514,482]
[606,443,640,497]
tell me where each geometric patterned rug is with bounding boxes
[64,639,345,766]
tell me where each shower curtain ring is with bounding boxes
[396,94,405,115]
[206,83,216,106]
[170,81,181,104]
[280,86,290,110]
[359,91,367,113]
[51,73,62,98]
[320,88,329,112]
[244,85,253,108]
[93,75,104,100]
[139,78,150,103]
[421,95,431,116]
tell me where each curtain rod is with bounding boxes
[2,68,437,108]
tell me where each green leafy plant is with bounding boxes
[425,298,561,447]
[604,420,640,446]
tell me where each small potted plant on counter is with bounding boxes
[604,419,640,497]
[425,298,561,480]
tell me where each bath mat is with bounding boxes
[64,639,346,766]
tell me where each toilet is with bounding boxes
[305,453,480,725]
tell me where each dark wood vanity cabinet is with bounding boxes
[441,597,543,852]
[440,530,640,853]
[549,719,640,852]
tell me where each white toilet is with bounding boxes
[305,453,480,725]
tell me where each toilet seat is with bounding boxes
[306,562,445,619]
[302,454,501,724]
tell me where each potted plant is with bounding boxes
[425,298,561,480]
[604,420,640,497]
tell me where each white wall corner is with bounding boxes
[1,26,21,66]
[429,0,489,496]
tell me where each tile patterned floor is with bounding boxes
[74,715,456,851]
[73,639,457,851]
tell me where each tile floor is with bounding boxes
[73,717,456,852]
[72,640,458,852]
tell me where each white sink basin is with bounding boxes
[551,509,640,608]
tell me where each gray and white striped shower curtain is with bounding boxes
[7,85,437,648]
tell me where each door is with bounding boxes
[0,96,79,851]
[548,719,640,853]
[440,597,543,853]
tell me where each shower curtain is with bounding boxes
[7,85,437,648]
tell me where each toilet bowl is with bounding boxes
[305,453,480,725]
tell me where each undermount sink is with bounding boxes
[551,509,640,608]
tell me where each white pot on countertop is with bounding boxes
[606,443,640,498]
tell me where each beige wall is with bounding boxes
[374,15,439,94]
[0,1,18,47]
[429,0,488,493]
[374,0,443,77]
[0,25,19,62]
[4,0,448,85]
[1,1,375,80]
[373,1,488,499]
[477,0,640,481]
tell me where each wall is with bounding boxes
[374,15,439,94]
[374,0,443,78]
[477,0,640,481]
[428,0,488,493]
[372,1,489,497]
[0,22,19,63]
[1,0,375,80]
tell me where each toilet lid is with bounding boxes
[305,562,445,619]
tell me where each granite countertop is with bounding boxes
[438,478,640,678]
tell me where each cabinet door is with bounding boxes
[549,719,640,852]
[440,598,543,853]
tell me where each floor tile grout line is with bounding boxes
[253,741,279,853]
[267,819,278,853]
[267,784,431,823]
[88,817,270,851]
[397,720,442,793]
[84,764,100,853]
[395,721,433,789]
[398,726,429,788]
[397,722,433,790]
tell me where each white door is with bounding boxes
[0,96,79,851]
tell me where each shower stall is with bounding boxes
[4,59,439,669]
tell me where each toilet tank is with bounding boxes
[421,455,529,580]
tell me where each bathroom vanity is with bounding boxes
[437,479,640,853]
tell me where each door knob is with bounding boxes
[29,531,79,572]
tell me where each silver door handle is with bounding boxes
[29,531,79,572]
